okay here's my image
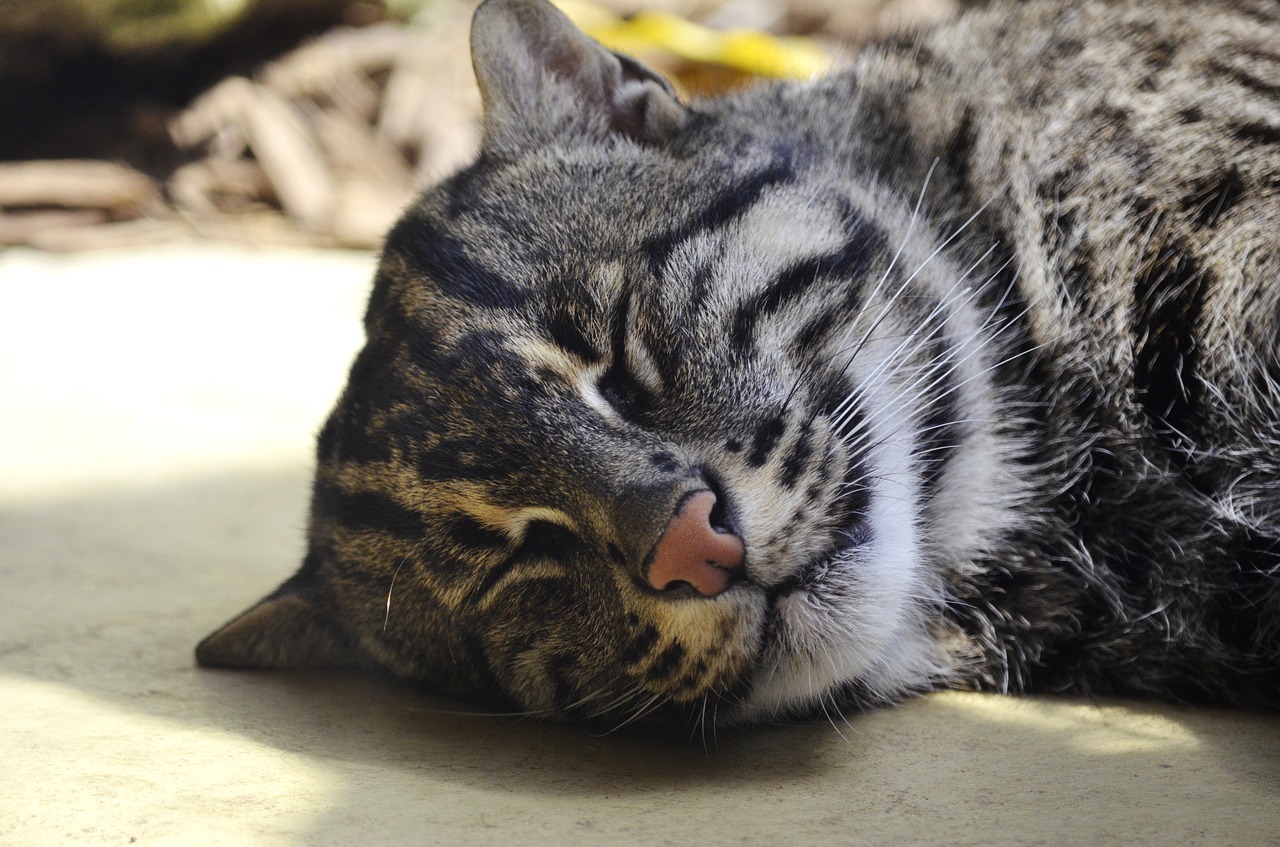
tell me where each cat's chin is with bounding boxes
[728,451,954,722]
[733,569,928,721]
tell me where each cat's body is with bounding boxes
[198,0,1280,726]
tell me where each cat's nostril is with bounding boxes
[646,489,746,598]
[699,469,736,535]
[707,489,731,534]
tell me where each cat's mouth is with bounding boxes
[761,519,872,617]
[766,549,835,603]
[762,457,873,594]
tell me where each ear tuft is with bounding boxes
[470,0,688,150]
[196,586,370,671]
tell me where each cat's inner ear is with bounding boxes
[470,0,688,149]
[195,570,370,672]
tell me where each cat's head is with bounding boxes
[198,0,1009,725]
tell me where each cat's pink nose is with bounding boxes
[647,490,745,597]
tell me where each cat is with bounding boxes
[196,0,1280,727]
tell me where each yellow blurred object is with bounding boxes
[553,0,831,81]
[84,0,250,51]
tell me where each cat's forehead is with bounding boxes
[380,141,853,344]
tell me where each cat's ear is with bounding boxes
[195,564,371,671]
[470,0,688,151]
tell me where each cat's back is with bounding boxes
[821,0,1280,447]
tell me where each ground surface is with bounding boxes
[2,244,1277,846]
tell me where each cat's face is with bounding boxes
[199,0,1003,725]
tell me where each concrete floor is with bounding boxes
[2,244,1277,846]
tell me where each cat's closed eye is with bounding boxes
[598,363,650,420]
[512,520,580,563]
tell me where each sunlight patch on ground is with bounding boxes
[1,674,341,845]
[931,691,1200,755]
[0,245,374,501]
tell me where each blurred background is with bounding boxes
[0,0,957,253]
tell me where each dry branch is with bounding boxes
[0,160,160,212]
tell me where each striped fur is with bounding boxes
[198,0,1280,727]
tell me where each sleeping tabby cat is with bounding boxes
[197,0,1280,726]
